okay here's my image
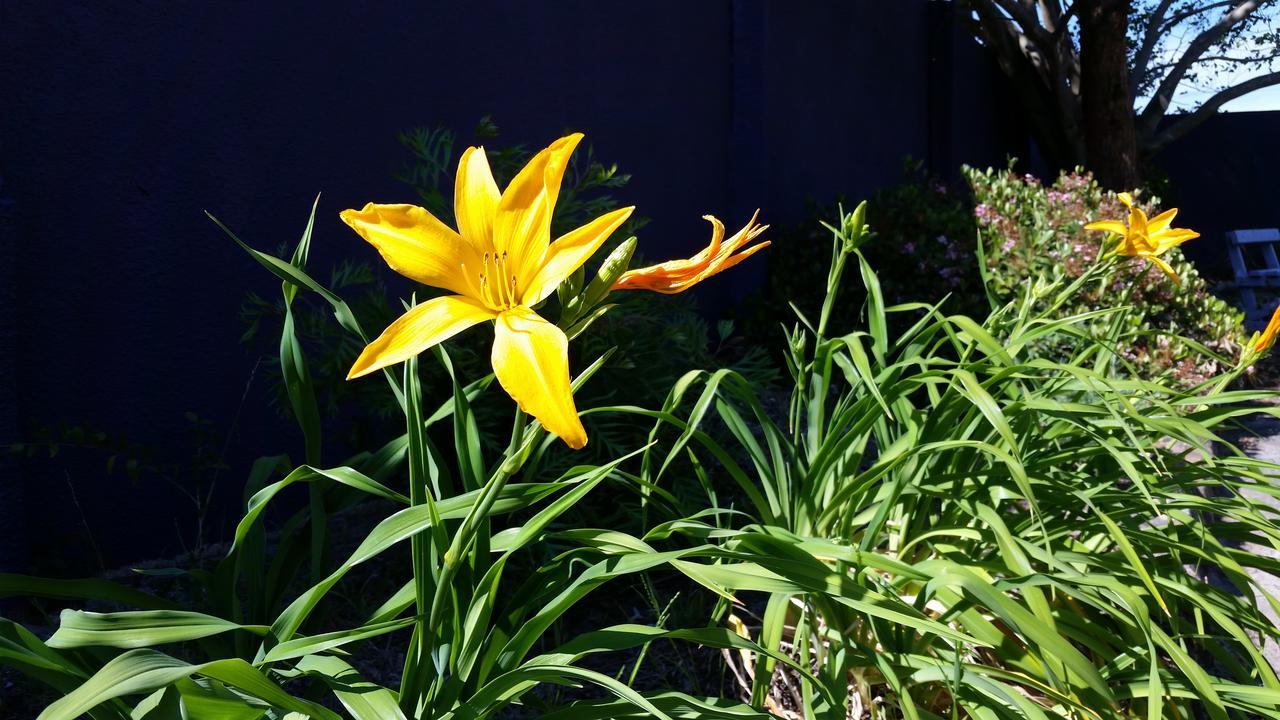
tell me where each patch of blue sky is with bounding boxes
[1136,3,1280,113]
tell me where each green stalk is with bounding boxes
[806,206,864,461]
[430,410,529,621]
[401,355,448,717]
[816,201,867,339]
[817,248,848,341]
[1096,279,1142,377]
[1040,253,1119,320]
[417,409,532,715]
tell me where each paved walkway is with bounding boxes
[1228,406,1280,670]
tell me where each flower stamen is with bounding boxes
[476,251,519,309]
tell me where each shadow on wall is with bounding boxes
[0,177,22,577]
[0,0,1017,572]
[1157,110,1280,279]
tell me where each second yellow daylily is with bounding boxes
[342,133,633,449]
[1084,192,1199,283]
[1254,303,1280,354]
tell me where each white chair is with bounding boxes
[1227,228,1280,326]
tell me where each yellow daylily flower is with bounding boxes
[342,133,634,449]
[611,212,769,294]
[1084,192,1199,284]
[1255,304,1280,354]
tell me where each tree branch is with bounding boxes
[1204,52,1280,64]
[1048,1,1081,41]
[969,0,1053,82]
[1141,51,1280,82]
[990,0,1055,46]
[1039,0,1065,31]
[1153,50,1280,68]
[962,0,1085,164]
[1137,0,1261,136]
[1145,69,1280,152]
[1130,0,1176,92]
[1157,0,1240,34]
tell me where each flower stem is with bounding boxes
[416,408,533,713]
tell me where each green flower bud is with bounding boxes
[581,236,637,308]
[558,264,586,310]
[789,326,808,357]
[841,201,870,254]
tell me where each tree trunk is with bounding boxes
[1079,0,1141,189]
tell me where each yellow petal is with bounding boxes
[455,146,501,253]
[494,133,583,283]
[1150,227,1199,255]
[1144,254,1181,285]
[491,306,587,449]
[348,295,496,379]
[1146,208,1178,235]
[1128,205,1149,238]
[1255,304,1280,352]
[341,203,481,298]
[532,134,579,215]
[1117,192,1134,208]
[522,206,634,305]
[1084,220,1127,236]
[1125,230,1156,256]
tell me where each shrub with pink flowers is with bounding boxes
[749,162,1241,386]
[865,162,987,318]
[747,162,989,342]
[967,164,1244,386]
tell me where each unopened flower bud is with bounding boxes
[582,236,637,307]
[841,201,870,254]
[789,326,807,357]
[558,265,586,309]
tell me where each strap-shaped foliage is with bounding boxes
[616,203,1280,719]
[7,198,1280,720]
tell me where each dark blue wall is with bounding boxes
[1156,111,1280,278]
[0,0,1014,572]
[0,175,21,575]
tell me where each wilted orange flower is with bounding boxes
[1255,304,1280,354]
[1084,192,1199,284]
[611,212,769,294]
